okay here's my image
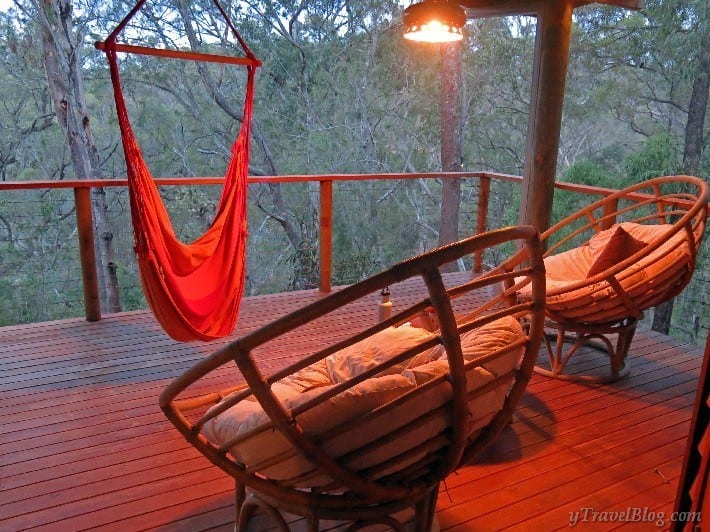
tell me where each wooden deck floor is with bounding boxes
[0,278,704,531]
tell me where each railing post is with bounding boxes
[319,179,333,293]
[74,187,101,321]
[601,197,618,230]
[474,176,491,273]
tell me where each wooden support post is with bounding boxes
[319,180,333,293]
[74,186,101,321]
[518,0,574,236]
[474,175,491,272]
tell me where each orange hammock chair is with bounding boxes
[97,0,261,342]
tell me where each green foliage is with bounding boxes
[0,0,707,344]
[563,160,608,186]
[114,262,146,311]
[622,133,682,181]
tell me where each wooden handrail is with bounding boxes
[1,171,699,209]
[0,171,516,190]
[2,171,705,323]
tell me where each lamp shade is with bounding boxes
[403,1,466,43]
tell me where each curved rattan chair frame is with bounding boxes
[160,225,546,531]
[535,175,708,382]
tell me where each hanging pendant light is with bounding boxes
[403,1,466,43]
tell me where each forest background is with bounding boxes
[0,0,708,345]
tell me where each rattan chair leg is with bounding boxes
[611,318,637,376]
[534,319,635,383]
[234,480,245,528]
[306,513,319,532]
[237,492,290,532]
[414,487,439,532]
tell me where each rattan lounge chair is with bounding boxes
[160,225,545,531]
[517,175,708,382]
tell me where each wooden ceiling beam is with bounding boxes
[458,0,642,19]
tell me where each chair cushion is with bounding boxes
[202,317,525,487]
[325,325,435,383]
[536,223,678,288]
[202,373,416,484]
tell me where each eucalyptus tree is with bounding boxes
[1,7,52,322]
[10,0,124,314]
[438,39,463,261]
[237,0,419,287]
[0,2,122,322]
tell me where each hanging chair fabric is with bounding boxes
[99,0,260,342]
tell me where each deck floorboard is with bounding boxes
[0,279,703,531]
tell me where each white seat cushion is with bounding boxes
[203,317,525,487]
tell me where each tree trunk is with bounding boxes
[438,41,463,272]
[36,0,121,313]
[652,300,674,335]
[653,35,708,336]
[682,41,709,178]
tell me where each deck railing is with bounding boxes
[0,171,672,322]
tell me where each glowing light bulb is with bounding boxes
[403,2,465,43]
